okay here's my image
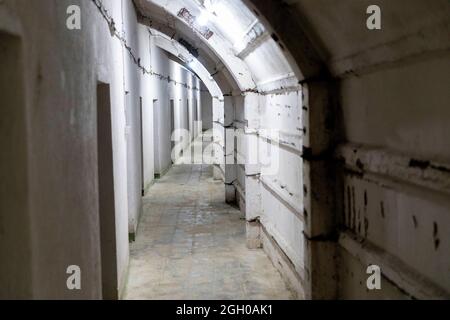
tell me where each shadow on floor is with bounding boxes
[124,137,293,300]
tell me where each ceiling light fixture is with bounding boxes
[197,10,213,26]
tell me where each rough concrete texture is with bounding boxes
[2,0,449,300]
[0,0,134,299]
[124,136,293,300]
[246,0,450,299]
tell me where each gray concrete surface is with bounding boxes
[124,153,293,299]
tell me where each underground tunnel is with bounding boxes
[0,0,449,302]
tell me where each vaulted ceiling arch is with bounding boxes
[133,0,299,95]
[149,29,224,100]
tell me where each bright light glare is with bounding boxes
[211,2,244,44]
[197,11,212,26]
[187,59,196,69]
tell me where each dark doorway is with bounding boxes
[96,83,118,300]
[139,97,144,196]
[186,99,190,140]
[0,31,32,299]
[153,99,159,179]
[193,99,198,138]
[179,99,184,156]
[170,99,175,162]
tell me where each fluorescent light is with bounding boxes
[187,59,196,69]
[197,11,212,26]
[209,2,244,44]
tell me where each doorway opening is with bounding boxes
[152,99,160,179]
[169,99,176,163]
[186,99,191,141]
[96,83,118,300]
[0,31,32,299]
[139,97,145,196]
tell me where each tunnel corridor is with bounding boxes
[0,0,449,301]
[124,135,293,300]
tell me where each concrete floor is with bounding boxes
[123,140,294,300]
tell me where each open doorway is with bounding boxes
[152,99,160,179]
[193,99,198,139]
[0,31,32,299]
[186,99,191,141]
[179,99,184,157]
[139,97,144,196]
[169,99,175,163]
[96,83,118,300]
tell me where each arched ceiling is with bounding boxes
[133,0,297,94]
[289,0,450,76]
[134,0,450,94]
[244,0,450,79]
[150,28,224,99]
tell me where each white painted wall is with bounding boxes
[123,0,145,238]
[150,43,203,173]
[139,29,155,193]
[0,0,136,299]
[257,90,304,296]
[287,0,450,299]
[0,0,209,299]
[0,0,306,300]
[200,83,213,131]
